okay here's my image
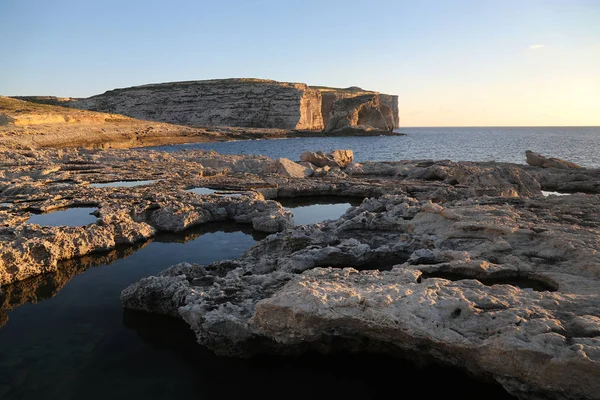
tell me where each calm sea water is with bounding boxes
[149,127,600,168]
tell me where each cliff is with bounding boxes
[71,79,399,132]
[73,78,325,131]
[311,86,400,130]
[323,93,397,132]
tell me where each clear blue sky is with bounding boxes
[1,0,599,126]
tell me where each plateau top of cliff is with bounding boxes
[89,78,318,98]
[310,85,378,96]
[83,79,393,100]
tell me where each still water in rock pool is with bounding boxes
[0,218,516,400]
[27,207,98,227]
[88,180,157,188]
[279,196,364,226]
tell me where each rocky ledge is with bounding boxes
[122,192,600,400]
[2,146,600,399]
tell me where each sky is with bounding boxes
[1,0,599,127]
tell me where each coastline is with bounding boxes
[1,145,600,399]
[0,124,405,150]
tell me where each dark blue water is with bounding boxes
[148,127,600,168]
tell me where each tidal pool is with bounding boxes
[89,180,157,188]
[186,187,246,197]
[27,207,98,227]
[0,222,265,400]
[278,196,364,226]
[0,217,517,400]
[186,187,218,195]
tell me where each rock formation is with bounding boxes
[324,94,397,132]
[73,79,325,131]
[4,145,600,400]
[526,150,582,169]
[313,86,400,130]
[121,190,600,400]
[70,79,399,133]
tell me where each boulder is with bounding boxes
[274,158,313,178]
[299,149,354,168]
[525,150,582,169]
[448,164,541,197]
[330,149,354,168]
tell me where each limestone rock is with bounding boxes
[325,94,396,132]
[315,86,399,129]
[300,149,353,168]
[121,192,600,400]
[525,150,582,169]
[448,163,542,197]
[274,158,313,178]
[329,149,354,168]
[73,79,325,131]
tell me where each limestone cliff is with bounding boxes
[312,86,400,130]
[324,94,397,132]
[73,78,325,131]
[71,79,400,132]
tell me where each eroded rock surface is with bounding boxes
[3,144,600,399]
[122,192,600,400]
[70,79,400,133]
[325,94,397,132]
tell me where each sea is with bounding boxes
[3,126,598,399]
[148,126,600,169]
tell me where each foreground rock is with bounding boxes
[300,149,354,168]
[0,146,555,286]
[122,193,600,400]
[3,145,600,399]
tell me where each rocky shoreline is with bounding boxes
[1,146,600,399]
[1,96,403,150]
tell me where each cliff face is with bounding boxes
[71,79,399,132]
[325,94,396,132]
[312,86,400,130]
[73,79,324,131]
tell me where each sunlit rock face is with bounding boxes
[70,79,400,133]
[73,78,325,131]
[325,94,397,132]
[315,86,400,129]
[121,192,600,400]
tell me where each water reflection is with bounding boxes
[0,219,518,399]
[27,207,98,227]
[120,310,517,400]
[277,196,363,226]
[0,222,266,329]
[186,187,247,197]
[89,180,157,188]
[0,221,262,400]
